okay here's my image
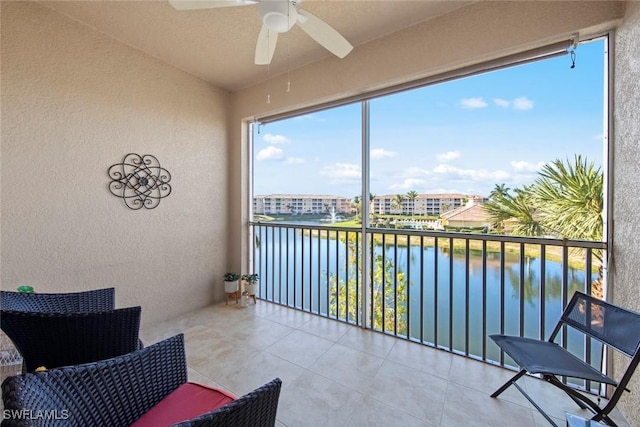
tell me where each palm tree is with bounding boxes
[531,155,603,243]
[489,183,510,200]
[485,156,603,297]
[484,185,542,236]
[406,190,418,217]
[485,157,602,241]
[352,195,361,214]
[390,198,399,215]
[392,194,404,215]
[531,155,604,298]
[486,184,517,233]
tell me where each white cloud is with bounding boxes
[371,148,398,159]
[433,164,510,181]
[285,157,305,164]
[399,167,430,178]
[436,150,461,162]
[390,178,426,190]
[493,97,534,110]
[263,133,290,144]
[511,160,544,172]
[256,146,284,161]
[512,96,534,110]
[460,97,488,109]
[320,163,361,182]
[433,164,459,174]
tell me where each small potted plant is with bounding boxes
[17,285,34,293]
[223,273,240,293]
[242,273,259,299]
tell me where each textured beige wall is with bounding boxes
[0,1,230,326]
[228,0,624,272]
[612,2,640,424]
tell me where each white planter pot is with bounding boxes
[245,283,257,296]
[224,280,239,293]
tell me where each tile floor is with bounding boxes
[141,301,631,427]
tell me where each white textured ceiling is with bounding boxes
[41,0,472,91]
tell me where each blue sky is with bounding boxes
[254,39,605,199]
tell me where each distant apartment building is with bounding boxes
[371,193,488,216]
[254,194,352,215]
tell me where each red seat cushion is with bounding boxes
[131,382,237,427]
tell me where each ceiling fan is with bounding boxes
[168,0,354,65]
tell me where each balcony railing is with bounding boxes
[249,222,608,394]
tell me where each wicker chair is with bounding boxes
[1,288,116,379]
[0,288,115,313]
[0,306,141,372]
[1,334,283,427]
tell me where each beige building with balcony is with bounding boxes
[372,193,488,216]
[254,194,352,215]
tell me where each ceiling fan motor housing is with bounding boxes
[259,0,298,33]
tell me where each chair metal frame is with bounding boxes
[490,291,640,426]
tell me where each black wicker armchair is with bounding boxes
[0,306,141,372]
[1,334,283,427]
[0,288,115,313]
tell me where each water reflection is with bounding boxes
[254,227,595,367]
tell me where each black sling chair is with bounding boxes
[490,291,640,426]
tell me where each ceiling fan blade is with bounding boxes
[168,0,257,11]
[255,24,278,65]
[296,9,353,59]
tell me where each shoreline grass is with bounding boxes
[286,225,599,272]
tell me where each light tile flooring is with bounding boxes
[141,301,631,427]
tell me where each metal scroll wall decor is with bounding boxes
[108,153,172,210]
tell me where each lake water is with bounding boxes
[253,225,602,380]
